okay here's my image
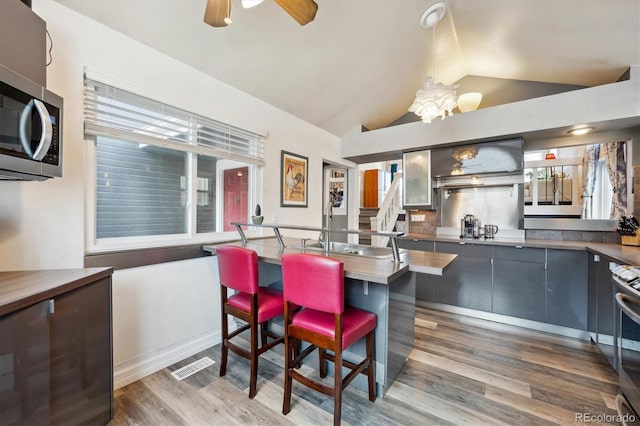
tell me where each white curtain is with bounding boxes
[581,144,600,219]
[601,141,628,220]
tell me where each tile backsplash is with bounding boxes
[407,209,437,234]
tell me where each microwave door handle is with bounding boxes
[18,99,53,161]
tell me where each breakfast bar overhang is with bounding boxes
[203,236,457,395]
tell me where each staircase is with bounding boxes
[358,208,379,245]
[370,173,404,247]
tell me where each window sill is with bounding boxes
[84,231,272,270]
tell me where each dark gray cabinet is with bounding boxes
[492,246,546,322]
[0,271,113,425]
[0,300,51,424]
[546,249,588,329]
[399,239,435,300]
[402,238,597,333]
[587,253,616,366]
[434,242,493,312]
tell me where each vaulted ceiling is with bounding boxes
[54,0,640,137]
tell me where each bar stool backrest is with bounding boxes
[217,245,259,294]
[281,253,344,314]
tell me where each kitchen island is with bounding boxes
[203,236,456,395]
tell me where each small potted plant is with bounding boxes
[251,204,264,225]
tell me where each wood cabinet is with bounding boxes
[0,268,113,425]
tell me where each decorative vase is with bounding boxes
[251,215,264,225]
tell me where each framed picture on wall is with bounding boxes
[280,150,308,207]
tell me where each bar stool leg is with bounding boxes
[319,347,327,378]
[220,310,229,377]
[260,322,268,347]
[366,330,376,402]
[249,317,259,399]
[333,349,342,426]
[282,334,293,415]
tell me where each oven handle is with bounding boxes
[19,99,53,161]
[615,394,634,426]
[616,292,640,326]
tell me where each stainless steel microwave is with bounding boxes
[0,63,62,180]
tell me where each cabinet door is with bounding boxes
[434,242,492,312]
[493,246,546,322]
[546,249,588,329]
[399,239,435,301]
[0,300,51,425]
[50,277,112,425]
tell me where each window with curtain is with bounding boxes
[83,74,264,250]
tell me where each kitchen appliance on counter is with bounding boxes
[484,224,499,239]
[612,265,640,420]
[460,214,480,239]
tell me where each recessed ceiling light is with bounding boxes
[567,126,595,136]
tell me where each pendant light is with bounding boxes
[409,2,458,124]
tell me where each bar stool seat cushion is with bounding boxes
[228,287,285,323]
[292,307,376,349]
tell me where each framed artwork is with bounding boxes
[280,150,308,207]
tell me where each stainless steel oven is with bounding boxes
[612,265,640,424]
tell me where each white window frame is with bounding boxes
[83,69,264,254]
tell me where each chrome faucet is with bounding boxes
[318,201,333,253]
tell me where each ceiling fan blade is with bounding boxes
[204,0,232,27]
[274,0,318,26]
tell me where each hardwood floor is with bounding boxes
[109,306,620,425]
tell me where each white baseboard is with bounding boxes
[114,329,221,389]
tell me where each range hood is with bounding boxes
[431,138,523,179]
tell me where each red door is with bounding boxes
[223,167,249,231]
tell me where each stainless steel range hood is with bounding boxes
[431,138,523,179]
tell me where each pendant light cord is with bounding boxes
[432,25,436,80]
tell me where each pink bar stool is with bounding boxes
[281,253,376,426]
[216,245,284,398]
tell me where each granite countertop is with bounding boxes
[402,233,640,265]
[203,237,457,284]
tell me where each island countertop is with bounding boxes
[203,237,457,285]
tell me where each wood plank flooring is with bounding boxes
[109,306,620,425]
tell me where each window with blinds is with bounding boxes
[84,75,263,243]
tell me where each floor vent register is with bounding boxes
[170,356,216,381]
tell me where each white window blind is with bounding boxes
[83,77,265,166]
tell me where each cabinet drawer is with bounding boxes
[435,241,492,259]
[399,239,434,251]
[493,245,545,263]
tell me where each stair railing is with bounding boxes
[371,173,403,247]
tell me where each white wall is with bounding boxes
[0,1,341,388]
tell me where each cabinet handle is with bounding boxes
[514,245,523,249]
[48,299,55,315]
[459,242,466,245]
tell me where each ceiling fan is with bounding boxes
[204,0,318,28]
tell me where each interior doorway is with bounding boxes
[223,166,249,231]
[323,163,348,243]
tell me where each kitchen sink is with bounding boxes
[298,242,405,259]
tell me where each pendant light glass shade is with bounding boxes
[242,0,264,8]
[457,92,483,112]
